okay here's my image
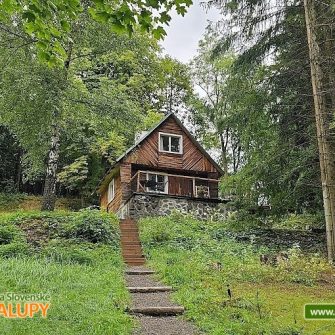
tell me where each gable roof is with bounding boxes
[97,113,224,192]
[116,113,224,175]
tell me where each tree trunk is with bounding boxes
[41,39,73,211]
[219,132,229,177]
[41,112,61,211]
[304,0,335,262]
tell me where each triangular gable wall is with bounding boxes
[122,115,221,174]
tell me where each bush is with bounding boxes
[0,222,30,257]
[0,241,30,258]
[0,193,28,211]
[0,224,23,244]
[61,209,120,246]
[273,213,325,230]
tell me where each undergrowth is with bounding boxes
[139,213,335,335]
[0,209,132,335]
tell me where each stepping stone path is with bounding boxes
[120,219,201,335]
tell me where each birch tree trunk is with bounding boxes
[41,40,73,211]
[41,111,61,211]
[304,0,335,262]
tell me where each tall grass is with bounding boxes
[0,210,133,335]
[139,214,335,335]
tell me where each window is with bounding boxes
[146,173,168,193]
[159,133,183,154]
[195,185,210,198]
[108,179,115,203]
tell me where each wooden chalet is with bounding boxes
[97,113,224,216]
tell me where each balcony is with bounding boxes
[129,170,219,199]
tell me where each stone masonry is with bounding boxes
[121,193,228,220]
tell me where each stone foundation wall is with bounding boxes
[122,193,228,220]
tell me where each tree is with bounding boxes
[303,0,335,262]
[205,0,324,214]
[0,13,195,209]
[189,29,240,176]
[0,0,193,65]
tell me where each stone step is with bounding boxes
[127,286,173,293]
[129,306,184,316]
[125,261,146,266]
[126,269,155,275]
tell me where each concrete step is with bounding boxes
[125,261,146,266]
[126,269,155,275]
[127,286,173,293]
[128,306,184,316]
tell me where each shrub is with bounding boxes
[273,213,325,230]
[0,241,30,258]
[60,209,120,246]
[0,224,22,244]
[0,193,27,211]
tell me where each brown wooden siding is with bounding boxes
[125,117,218,173]
[100,115,221,212]
[107,175,122,213]
[100,170,122,214]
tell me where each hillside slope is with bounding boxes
[139,214,335,335]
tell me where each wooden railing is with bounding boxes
[129,170,219,199]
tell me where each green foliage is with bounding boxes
[0,246,132,334]
[57,155,89,191]
[0,192,28,209]
[0,220,30,257]
[0,17,193,203]
[0,0,193,66]
[273,213,325,231]
[0,194,84,212]
[1,209,120,248]
[60,209,120,245]
[139,215,334,334]
[43,240,106,265]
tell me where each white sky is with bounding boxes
[160,1,221,63]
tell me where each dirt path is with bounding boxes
[126,266,202,335]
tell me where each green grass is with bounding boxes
[0,210,133,335]
[139,214,335,335]
[0,193,83,212]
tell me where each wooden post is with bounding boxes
[192,178,196,197]
[304,0,335,263]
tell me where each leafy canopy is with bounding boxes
[0,0,193,65]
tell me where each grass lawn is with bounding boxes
[0,210,133,335]
[139,214,335,335]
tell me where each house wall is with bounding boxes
[123,193,228,221]
[100,170,122,213]
[124,117,219,175]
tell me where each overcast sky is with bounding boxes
[160,1,221,63]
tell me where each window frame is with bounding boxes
[158,132,183,154]
[145,172,169,194]
[107,178,115,203]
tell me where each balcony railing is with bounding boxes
[129,170,219,199]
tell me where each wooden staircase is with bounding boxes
[120,218,145,266]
